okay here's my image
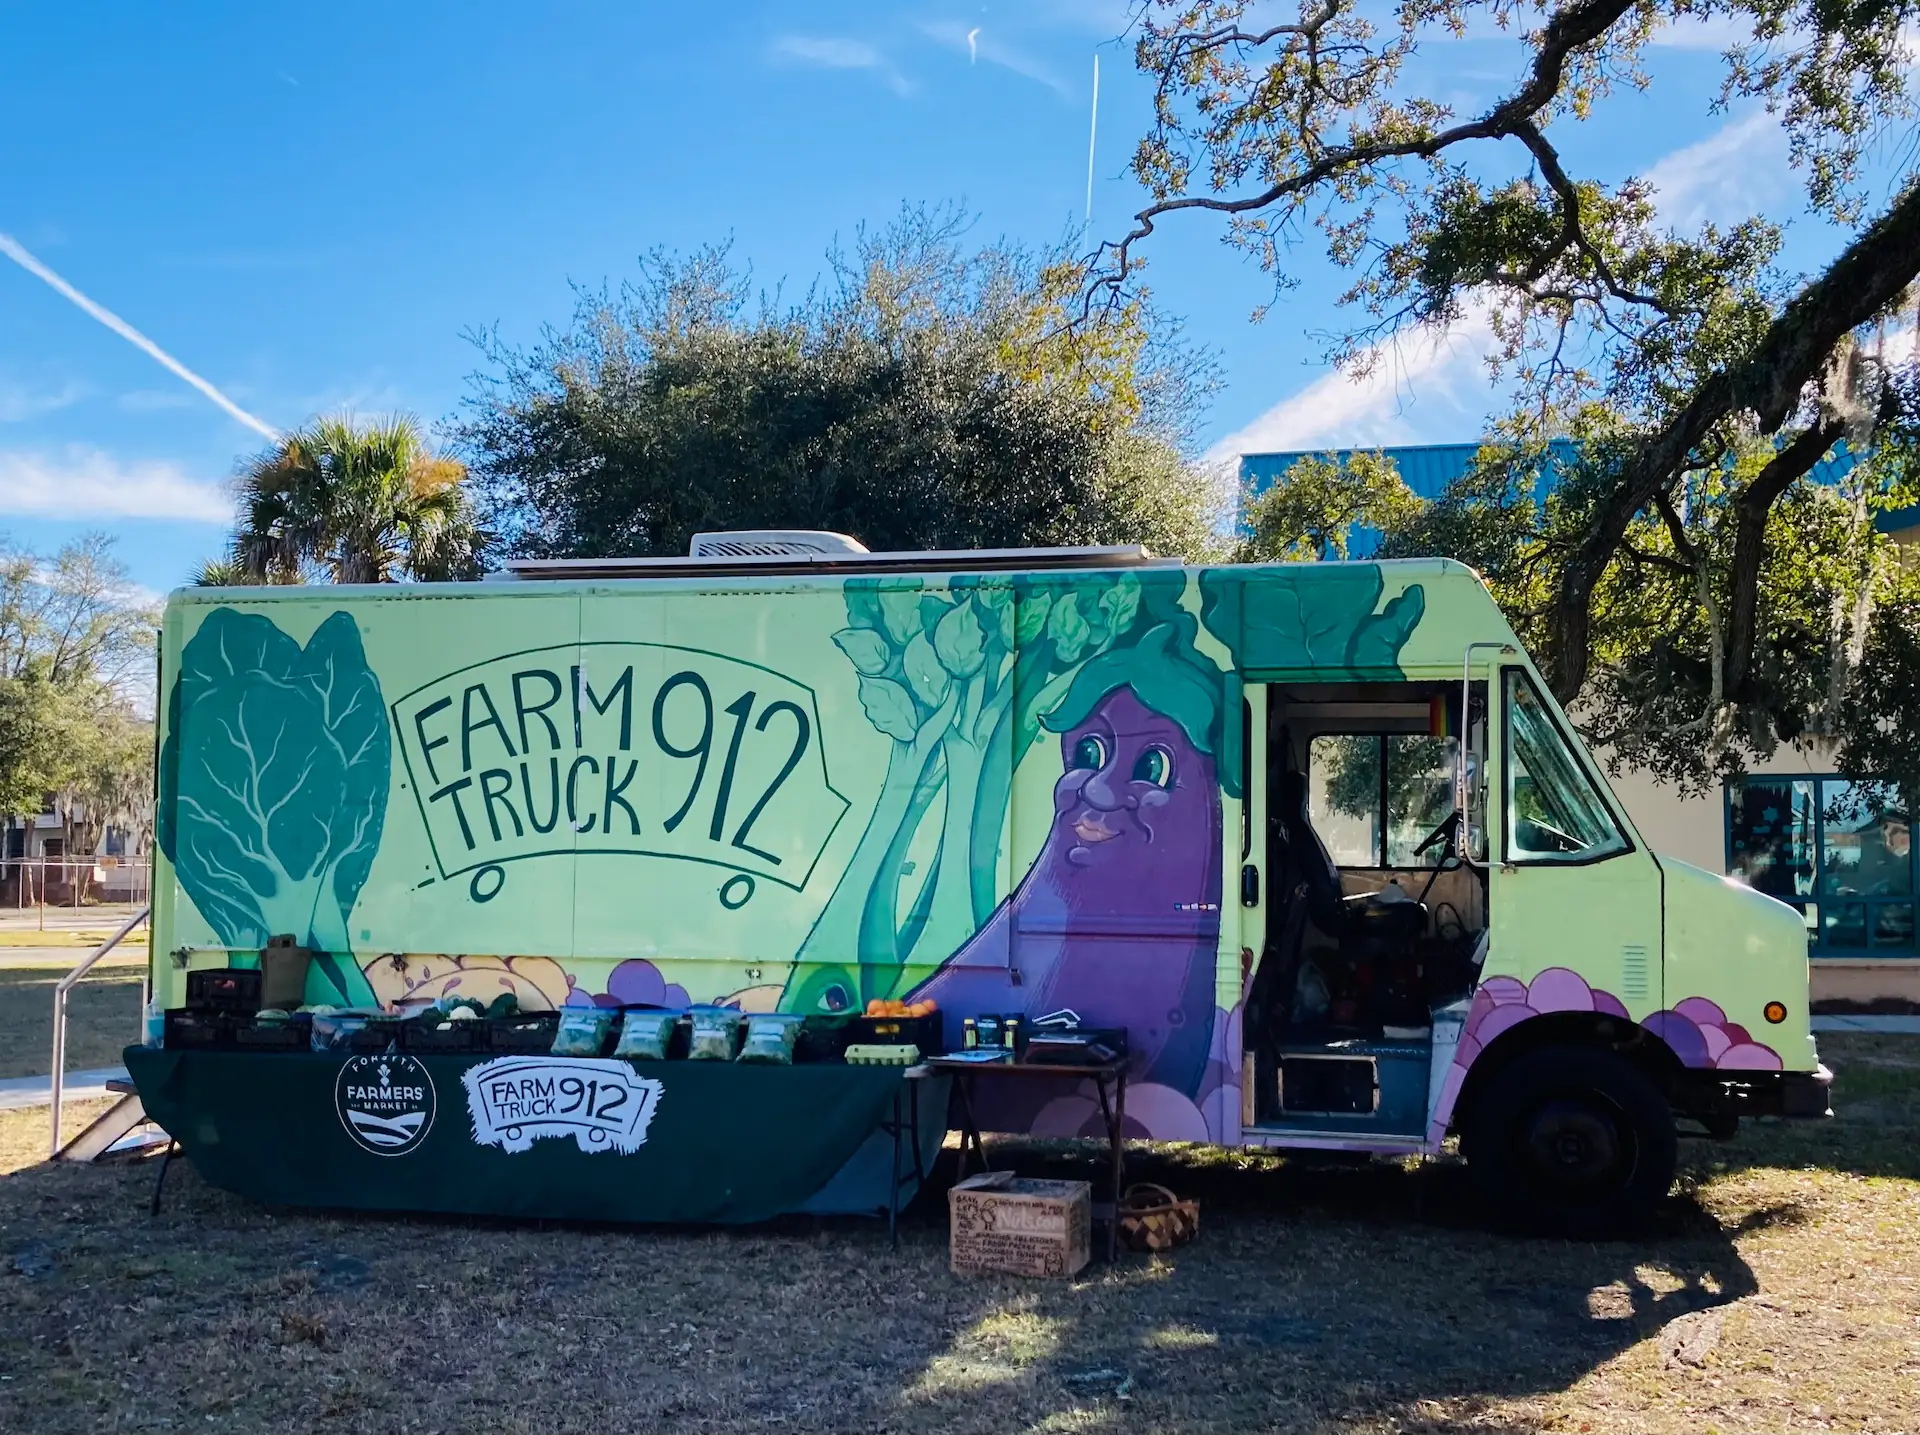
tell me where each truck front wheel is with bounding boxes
[1461,1045,1678,1238]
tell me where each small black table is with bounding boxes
[926,1055,1129,1261]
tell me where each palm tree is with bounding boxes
[228,414,486,585]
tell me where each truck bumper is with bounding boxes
[1677,1063,1833,1127]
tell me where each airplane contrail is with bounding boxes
[1086,52,1100,222]
[0,232,280,442]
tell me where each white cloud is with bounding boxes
[1206,309,1498,462]
[0,378,85,422]
[1649,14,1755,50]
[1643,109,1792,228]
[0,447,231,523]
[771,35,913,96]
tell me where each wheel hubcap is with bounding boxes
[1525,1098,1625,1189]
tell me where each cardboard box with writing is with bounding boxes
[949,1173,1091,1278]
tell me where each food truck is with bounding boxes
[133,537,1831,1235]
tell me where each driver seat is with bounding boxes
[1278,770,1429,948]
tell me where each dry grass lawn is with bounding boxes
[0,968,142,1079]
[0,1035,1915,1434]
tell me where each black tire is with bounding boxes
[1461,1044,1677,1238]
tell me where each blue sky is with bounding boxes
[0,2,1870,597]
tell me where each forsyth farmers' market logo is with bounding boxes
[462,1056,663,1154]
[391,643,849,906]
[336,1055,437,1155]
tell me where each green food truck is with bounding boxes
[132,537,1831,1235]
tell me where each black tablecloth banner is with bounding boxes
[126,1046,915,1225]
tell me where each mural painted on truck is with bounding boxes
[156,565,1427,1140]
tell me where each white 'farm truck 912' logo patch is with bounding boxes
[462,1056,663,1154]
[336,1055,437,1155]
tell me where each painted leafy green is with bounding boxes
[832,627,891,676]
[1199,566,1426,677]
[157,607,387,1005]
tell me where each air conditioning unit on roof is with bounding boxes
[688,530,869,558]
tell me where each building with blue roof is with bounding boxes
[1238,440,1912,555]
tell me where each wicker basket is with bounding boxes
[1116,1183,1199,1253]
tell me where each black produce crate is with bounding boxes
[857,1010,945,1056]
[797,1010,946,1061]
[399,1020,483,1054]
[486,1012,562,1054]
[233,1014,312,1051]
[163,1009,234,1050]
[794,1013,861,1064]
[186,968,261,1014]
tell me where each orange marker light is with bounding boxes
[1763,1001,1788,1025]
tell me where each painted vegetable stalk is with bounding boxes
[789,570,1183,1009]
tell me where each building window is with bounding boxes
[1726,776,1913,956]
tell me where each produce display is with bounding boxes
[613,1009,679,1060]
[551,1006,616,1056]
[688,1006,745,1060]
[160,964,942,1068]
[866,998,936,1019]
[738,1013,806,1065]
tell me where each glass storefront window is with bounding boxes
[1726,775,1915,955]
[1727,778,1814,902]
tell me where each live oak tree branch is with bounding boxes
[1544,184,1920,701]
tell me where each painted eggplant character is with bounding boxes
[910,620,1228,1092]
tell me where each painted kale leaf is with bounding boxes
[1199,567,1424,678]
[157,608,387,1004]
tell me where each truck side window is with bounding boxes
[1503,670,1629,864]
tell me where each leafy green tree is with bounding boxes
[226,414,485,584]
[1099,0,1920,755]
[461,207,1227,562]
[1240,451,1422,560]
[1240,427,1920,800]
[0,536,155,847]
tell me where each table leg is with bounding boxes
[907,1079,924,1183]
[1091,1073,1126,1262]
[887,1087,903,1247]
[954,1075,987,1177]
[150,1139,178,1218]
[1111,1073,1126,1261]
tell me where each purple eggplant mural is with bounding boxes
[782,565,1425,1140]
[911,681,1224,1090]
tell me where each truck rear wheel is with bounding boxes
[1462,1045,1677,1238]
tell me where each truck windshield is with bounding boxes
[1504,670,1629,863]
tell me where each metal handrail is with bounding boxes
[49,903,150,1157]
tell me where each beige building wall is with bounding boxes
[1603,741,1919,1006]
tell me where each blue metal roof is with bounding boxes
[1236,440,1902,549]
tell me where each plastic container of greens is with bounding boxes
[737,1013,806,1065]
[687,1006,744,1061]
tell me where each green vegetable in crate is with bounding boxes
[613,1010,680,1061]
[737,1014,805,1065]
[550,1007,615,1057]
